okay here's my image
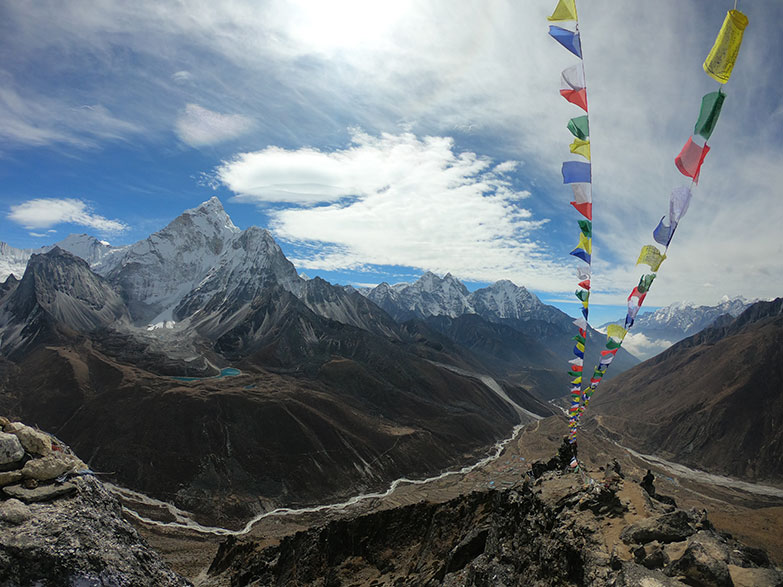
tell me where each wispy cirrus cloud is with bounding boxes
[175,104,254,147]
[0,73,141,149]
[8,198,127,233]
[218,129,571,290]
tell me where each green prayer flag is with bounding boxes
[694,91,726,141]
[637,273,656,294]
[572,334,586,345]
[568,370,582,377]
[606,338,622,350]
[593,369,604,378]
[578,219,592,238]
[567,115,590,140]
[575,289,589,302]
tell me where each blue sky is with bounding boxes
[1,0,781,329]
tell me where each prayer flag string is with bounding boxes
[547,5,749,442]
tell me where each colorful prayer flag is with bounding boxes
[627,287,647,321]
[547,0,578,22]
[637,245,666,272]
[606,324,627,342]
[548,25,582,58]
[560,65,588,111]
[637,274,656,294]
[578,219,592,237]
[562,161,591,184]
[569,138,591,160]
[703,10,749,84]
[599,353,615,366]
[567,116,589,140]
[669,186,692,225]
[570,233,592,263]
[694,91,726,140]
[572,332,586,344]
[675,137,710,184]
[573,346,584,358]
[577,279,591,290]
[653,217,675,247]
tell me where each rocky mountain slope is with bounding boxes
[587,297,783,482]
[201,448,783,587]
[0,248,129,358]
[0,234,117,282]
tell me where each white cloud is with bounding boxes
[171,70,192,83]
[221,129,572,290]
[2,1,782,306]
[0,74,141,148]
[619,331,675,362]
[175,103,253,147]
[28,232,47,237]
[8,198,128,233]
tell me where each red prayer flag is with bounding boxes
[570,201,592,219]
[577,279,591,290]
[560,88,588,112]
[600,349,618,356]
[675,137,710,184]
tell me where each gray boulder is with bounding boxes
[620,510,697,545]
[21,453,83,481]
[0,432,24,466]
[12,425,52,457]
[665,531,733,587]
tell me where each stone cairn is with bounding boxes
[0,416,89,518]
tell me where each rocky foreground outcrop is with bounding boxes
[203,468,783,587]
[0,417,190,587]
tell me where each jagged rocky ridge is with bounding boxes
[203,463,783,587]
[0,416,189,586]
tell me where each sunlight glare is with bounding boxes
[289,0,411,52]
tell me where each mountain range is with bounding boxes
[602,297,753,360]
[0,197,576,524]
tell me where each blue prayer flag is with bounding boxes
[562,161,591,184]
[570,248,591,264]
[653,216,676,247]
[548,26,582,58]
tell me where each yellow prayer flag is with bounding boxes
[547,0,577,22]
[703,10,748,84]
[569,138,591,161]
[581,300,589,310]
[606,324,628,342]
[576,342,585,352]
[636,245,666,272]
[577,232,592,254]
[571,376,582,384]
